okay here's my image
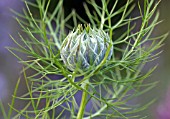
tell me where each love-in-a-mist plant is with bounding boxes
[0,0,168,119]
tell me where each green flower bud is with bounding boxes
[60,25,113,72]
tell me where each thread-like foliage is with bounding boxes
[0,0,167,119]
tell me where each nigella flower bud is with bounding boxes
[60,24,113,72]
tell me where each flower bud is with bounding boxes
[60,25,113,71]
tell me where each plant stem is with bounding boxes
[77,82,89,119]
[84,85,124,119]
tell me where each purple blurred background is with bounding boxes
[0,1,25,118]
[0,0,170,118]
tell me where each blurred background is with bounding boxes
[0,0,170,119]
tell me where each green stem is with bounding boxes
[77,83,89,119]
